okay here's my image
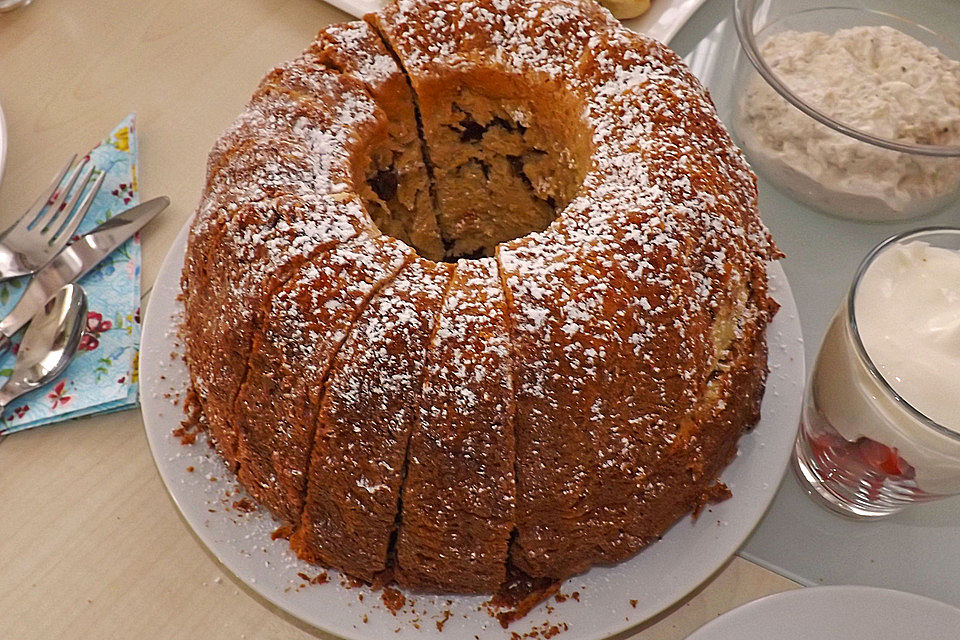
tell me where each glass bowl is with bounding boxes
[731,0,960,221]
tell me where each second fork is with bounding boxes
[0,156,104,282]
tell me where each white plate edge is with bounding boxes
[685,585,960,640]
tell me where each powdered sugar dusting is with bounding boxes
[231,234,413,522]
[375,0,619,82]
[295,258,453,581]
[396,257,517,591]
[181,48,390,465]
[312,21,403,91]
[370,0,777,578]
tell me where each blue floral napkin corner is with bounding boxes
[0,113,141,435]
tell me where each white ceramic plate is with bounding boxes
[323,0,709,44]
[686,586,960,640]
[0,100,8,186]
[140,220,804,640]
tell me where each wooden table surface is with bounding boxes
[0,0,798,637]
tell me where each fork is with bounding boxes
[0,156,105,282]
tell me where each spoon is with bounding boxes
[0,283,86,411]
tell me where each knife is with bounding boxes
[0,195,170,353]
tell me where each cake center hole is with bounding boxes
[361,75,590,262]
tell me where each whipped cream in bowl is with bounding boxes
[796,228,960,518]
[732,2,960,221]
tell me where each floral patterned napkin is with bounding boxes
[0,114,141,435]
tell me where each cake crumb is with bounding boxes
[232,498,255,513]
[271,525,293,540]
[381,587,406,615]
[436,609,453,632]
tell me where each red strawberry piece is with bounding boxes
[857,438,915,478]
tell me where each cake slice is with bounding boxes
[308,20,444,261]
[233,235,414,524]
[495,225,608,580]
[290,258,454,582]
[182,57,398,468]
[394,258,516,593]
[182,191,365,467]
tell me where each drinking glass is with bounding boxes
[793,228,960,518]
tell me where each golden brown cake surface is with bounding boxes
[181,0,779,599]
[234,235,413,522]
[290,258,453,582]
[395,258,517,593]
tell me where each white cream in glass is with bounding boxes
[794,228,960,517]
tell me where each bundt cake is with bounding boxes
[181,0,779,596]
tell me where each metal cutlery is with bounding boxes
[0,195,170,354]
[0,284,86,425]
[0,155,105,281]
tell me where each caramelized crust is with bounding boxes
[182,192,364,467]
[183,45,423,470]
[183,142,370,465]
